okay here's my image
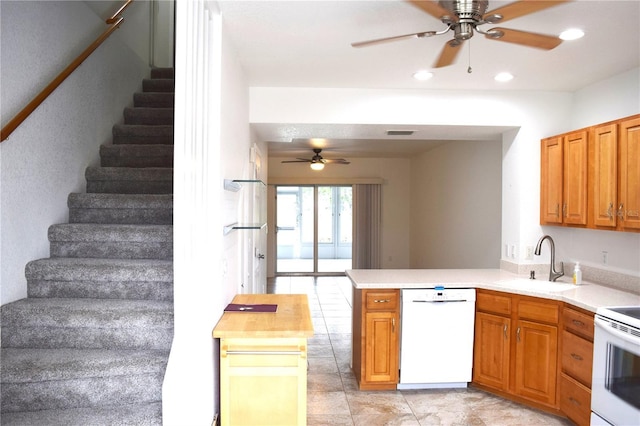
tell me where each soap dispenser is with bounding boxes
[573,262,582,285]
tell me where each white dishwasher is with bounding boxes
[398,287,476,390]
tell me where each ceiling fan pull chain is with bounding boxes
[467,39,472,74]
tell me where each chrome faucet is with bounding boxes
[534,235,564,282]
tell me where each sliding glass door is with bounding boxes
[276,185,352,274]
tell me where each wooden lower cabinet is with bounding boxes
[352,288,399,390]
[473,311,511,391]
[559,305,595,426]
[213,294,314,426]
[514,319,558,406]
[473,290,560,410]
[219,338,308,426]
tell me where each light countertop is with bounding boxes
[347,269,640,313]
[213,294,314,339]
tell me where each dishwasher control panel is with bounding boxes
[402,288,476,303]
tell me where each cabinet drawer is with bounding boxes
[518,299,559,324]
[561,330,593,387]
[560,373,591,426]
[563,307,594,340]
[365,290,398,311]
[476,291,511,316]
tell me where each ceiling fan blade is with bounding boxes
[434,39,464,68]
[483,1,571,24]
[486,27,562,50]
[352,31,437,48]
[324,159,350,164]
[281,159,311,163]
[407,0,457,22]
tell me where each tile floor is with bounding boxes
[268,275,573,426]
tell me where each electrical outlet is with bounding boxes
[525,246,534,260]
[602,251,608,265]
[510,245,517,259]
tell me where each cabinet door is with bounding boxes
[541,136,563,224]
[364,311,398,384]
[592,123,618,227]
[563,130,588,225]
[473,312,511,391]
[515,320,558,406]
[619,116,640,230]
[219,338,307,426]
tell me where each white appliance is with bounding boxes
[398,287,476,389]
[591,305,640,426]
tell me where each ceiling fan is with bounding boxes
[281,149,350,171]
[352,0,571,68]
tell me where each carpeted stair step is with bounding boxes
[100,143,174,167]
[48,224,173,260]
[1,402,162,426]
[25,258,173,301]
[112,124,174,145]
[150,67,174,79]
[85,166,173,194]
[1,298,173,350]
[68,193,173,225]
[142,78,174,93]
[123,107,174,125]
[1,348,168,413]
[133,92,175,108]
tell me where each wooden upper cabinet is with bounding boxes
[563,130,588,225]
[541,136,564,224]
[619,116,640,230]
[540,132,587,226]
[592,123,618,227]
[542,114,640,232]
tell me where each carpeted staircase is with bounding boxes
[1,68,175,425]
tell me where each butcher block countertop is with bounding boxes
[213,294,314,339]
[347,269,640,313]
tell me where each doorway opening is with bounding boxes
[275,185,352,275]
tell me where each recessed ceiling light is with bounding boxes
[494,72,514,82]
[413,70,434,81]
[560,28,585,41]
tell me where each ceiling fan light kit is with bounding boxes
[281,148,350,171]
[310,162,325,171]
[352,0,574,70]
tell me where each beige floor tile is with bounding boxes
[415,411,487,426]
[307,414,354,426]
[352,413,421,426]
[307,390,351,415]
[308,373,345,392]
[346,391,414,415]
[308,356,339,374]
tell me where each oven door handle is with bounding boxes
[595,317,640,346]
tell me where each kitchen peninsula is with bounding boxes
[213,294,314,426]
[348,268,639,425]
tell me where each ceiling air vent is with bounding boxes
[386,130,415,136]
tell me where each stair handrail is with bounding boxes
[0,0,134,143]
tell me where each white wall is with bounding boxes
[251,82,640,278]
[267,156,412,274]
[547,68,640,277]
[163,1,259,422]
[0,0,149,305]
[410,140,502,268]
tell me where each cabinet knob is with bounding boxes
[571,319,585,328]
[374,299,390,303]
[570,353,583,361]
[618,203,625,219]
